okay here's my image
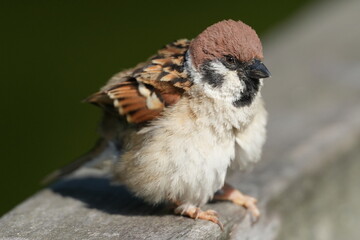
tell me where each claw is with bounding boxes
[197,209,224,230]
[205,209,219,217]
[214,183,260,221]
[194,208,201,219]
[197,211,224,231]
[175,205,224,231]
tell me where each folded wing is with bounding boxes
[87,39,192,124]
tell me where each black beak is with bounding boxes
[247,60,271,79]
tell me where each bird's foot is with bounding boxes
[214,183,260,221]
[174,204,224,230]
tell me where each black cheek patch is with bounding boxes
[201,61,225,88]
[233,77,260,107]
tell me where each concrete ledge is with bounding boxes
[1,0,360,239]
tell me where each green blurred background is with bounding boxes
[0,0,314,216]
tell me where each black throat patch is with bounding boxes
[233,76,260,107]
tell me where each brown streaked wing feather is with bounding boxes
[128,108,163,124]
[88,39,193,125]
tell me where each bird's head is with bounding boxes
[187,20,270,107]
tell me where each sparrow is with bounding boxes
[45,19,270,230]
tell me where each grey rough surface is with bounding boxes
[1,0,360,239]
[274,144,360,240]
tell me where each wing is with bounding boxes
[43,40,193,184]
[86,39,192,124]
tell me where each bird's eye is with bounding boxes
[223,55,238,69]
[225,55,236,65]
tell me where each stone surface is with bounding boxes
[273,144,360,240]
[1,0,360,239]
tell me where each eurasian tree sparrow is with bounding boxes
[46,19,270,229]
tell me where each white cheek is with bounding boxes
[205,61,244,102]
[185,53,246,103]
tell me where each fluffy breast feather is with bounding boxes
[113,90,266,206]
[232,98,267,170]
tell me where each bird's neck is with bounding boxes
[184,86,261,131]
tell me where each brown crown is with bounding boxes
[189,20,263,68]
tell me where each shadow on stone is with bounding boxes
[51,177,170,216]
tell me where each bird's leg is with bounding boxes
[173,202,224,230]
[214,183,260,220]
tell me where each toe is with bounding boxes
[237,196,260,218]
[174,205,224,231]
[197,211,224,231]
[205,209,219,217]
